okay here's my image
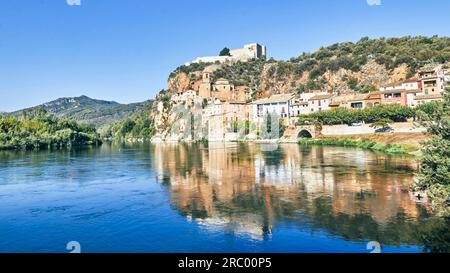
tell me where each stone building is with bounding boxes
[189,43,267,65]
[419,69,446,95]
[204,100,253,142]
[198,65,249,103]
[198,65,220,99]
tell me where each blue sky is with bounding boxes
[1,0,450,112]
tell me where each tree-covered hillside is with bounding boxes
[0,109,101,151]
[103,103,155,141]
[11,95,152,130]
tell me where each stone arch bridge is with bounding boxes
[281,125,321,142]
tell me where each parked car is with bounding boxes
[350,122,363,127]
[375,126,394,133]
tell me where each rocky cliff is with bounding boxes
[151,36,450,141]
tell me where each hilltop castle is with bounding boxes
[188,43,266,65]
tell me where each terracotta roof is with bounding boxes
[366,92,381,99]
[421,77,440,81]
[253,93,295,104]
[348,94,368,102]
[414,94,443,100]
[403,78,419,83]
[215,78,230,83]
[419,69,436,74]
[309,94,334,100]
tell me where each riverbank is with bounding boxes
[298,132,428,156]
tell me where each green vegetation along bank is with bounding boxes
[102,103,155,142]
[0,109,101,151]
[296,103,440,126]
[298,137,418,155]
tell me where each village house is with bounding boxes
[252,93,295,125]
[289,101,309,117]
[419,69,446,95]
[345,94,368,109]
[308,93,334,113]
[299,90,328,102]
[289,91,327,117]
[412,93,444,107]
[379,78,420,92]
[379,89,422,106]
[364,92,382,107]
[213,78,236,101]
[329,101,341,110]
[170,90,202,106]
[203,100,253,141]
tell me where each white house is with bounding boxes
[308,94,334,113]
[379,78,420,92]
[290,101,309,117]
[252,93,295,124]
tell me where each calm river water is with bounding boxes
[0,143,448,253]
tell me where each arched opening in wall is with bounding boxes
[298,130,312,139]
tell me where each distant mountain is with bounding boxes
[11,95,152,129]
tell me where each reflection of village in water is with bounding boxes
[151,143,449,251]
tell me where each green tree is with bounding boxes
[219,47,231,56]
[370,118,392,131]
[414,87,450,217]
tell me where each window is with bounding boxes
[257,105,263,117]
[351,102,363,109]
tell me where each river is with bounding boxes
[0,143,448,253]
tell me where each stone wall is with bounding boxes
[321,122,426,136]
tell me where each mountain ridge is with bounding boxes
[10,95,152,130]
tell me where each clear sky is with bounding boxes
[1,0,450,112]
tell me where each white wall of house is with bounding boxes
[308,98,331,113]
[290,104,309,117]
[252,101,292,123]
[401,82,419,90]
[300,92,327,102]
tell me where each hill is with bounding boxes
[168,36,450,98]
[147,36,450,140]
[10,95,152,130]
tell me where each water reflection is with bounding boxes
[152,143,449,252]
